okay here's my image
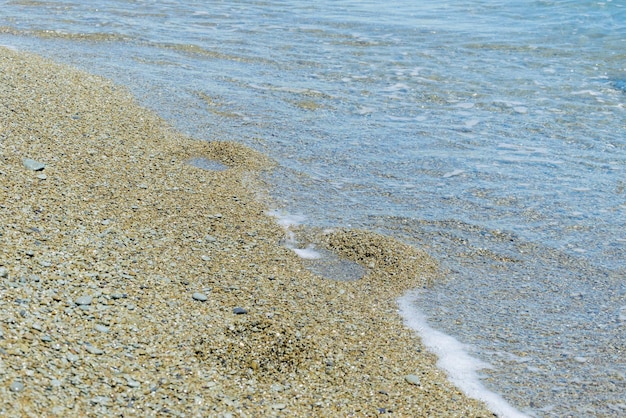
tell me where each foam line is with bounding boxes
[398,290,530,418]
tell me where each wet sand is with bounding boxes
[0,47,494,417]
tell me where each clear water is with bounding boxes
[1,1,625,416]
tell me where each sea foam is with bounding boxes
[398,290,530,418]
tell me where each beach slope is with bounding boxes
[0,47,493,417]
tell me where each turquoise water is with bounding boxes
[1,1,625,416]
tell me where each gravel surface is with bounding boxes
[0,47,493,417]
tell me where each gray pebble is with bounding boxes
[192,292,208,302]
[205,235,217,243]
[75,296,93,306]
[233,307,247,315]
[84,345,104,355]
[405,374,421,386]
[0,267,8,278]
[89,396,111,406]
[95,324,110,333]
[22,158,46,171]
[10,380,25,392]
[124,375,141,388]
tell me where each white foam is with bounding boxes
[292,245,322,260]
[398,290,531,418]
[267,210,306,228]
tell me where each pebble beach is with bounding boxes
[0,47,494,416]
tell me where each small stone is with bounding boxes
[89,396,111,406]
[10,381,25,392]
[84,345,104,355]
[233,307,247,315]
[50,379,62,388]
[0,267,8,278]
[36,173,47,180]
[95,324,110,333]
[192,292,208,302]
[205,235,217,243]
[124,375,141,388]
[75,296,93,306]
[405,374,421,386]
[22,158,46,171]
[271,403,287,410]
[66,353,79,362]
[111,293,126,300]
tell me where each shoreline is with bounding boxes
[0,47,494,416]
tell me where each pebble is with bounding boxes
[22,158,46,171]
[90,396,111,406]
[233,307,247,315]
[85,345,104,355]
[192,292,208,302]
[0,267,8,278]
[405,374,421,386]
[443,169,464,179]
[95,324,110,333]
[75,296,93,306]
[271,403,287,410]
[10,381,25,392]
[124,375,141,388]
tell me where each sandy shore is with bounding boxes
[0,47,494,417]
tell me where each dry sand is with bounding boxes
[0,47,494,417]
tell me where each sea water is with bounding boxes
[1,1,624,416]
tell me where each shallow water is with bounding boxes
[1,1,625,416]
